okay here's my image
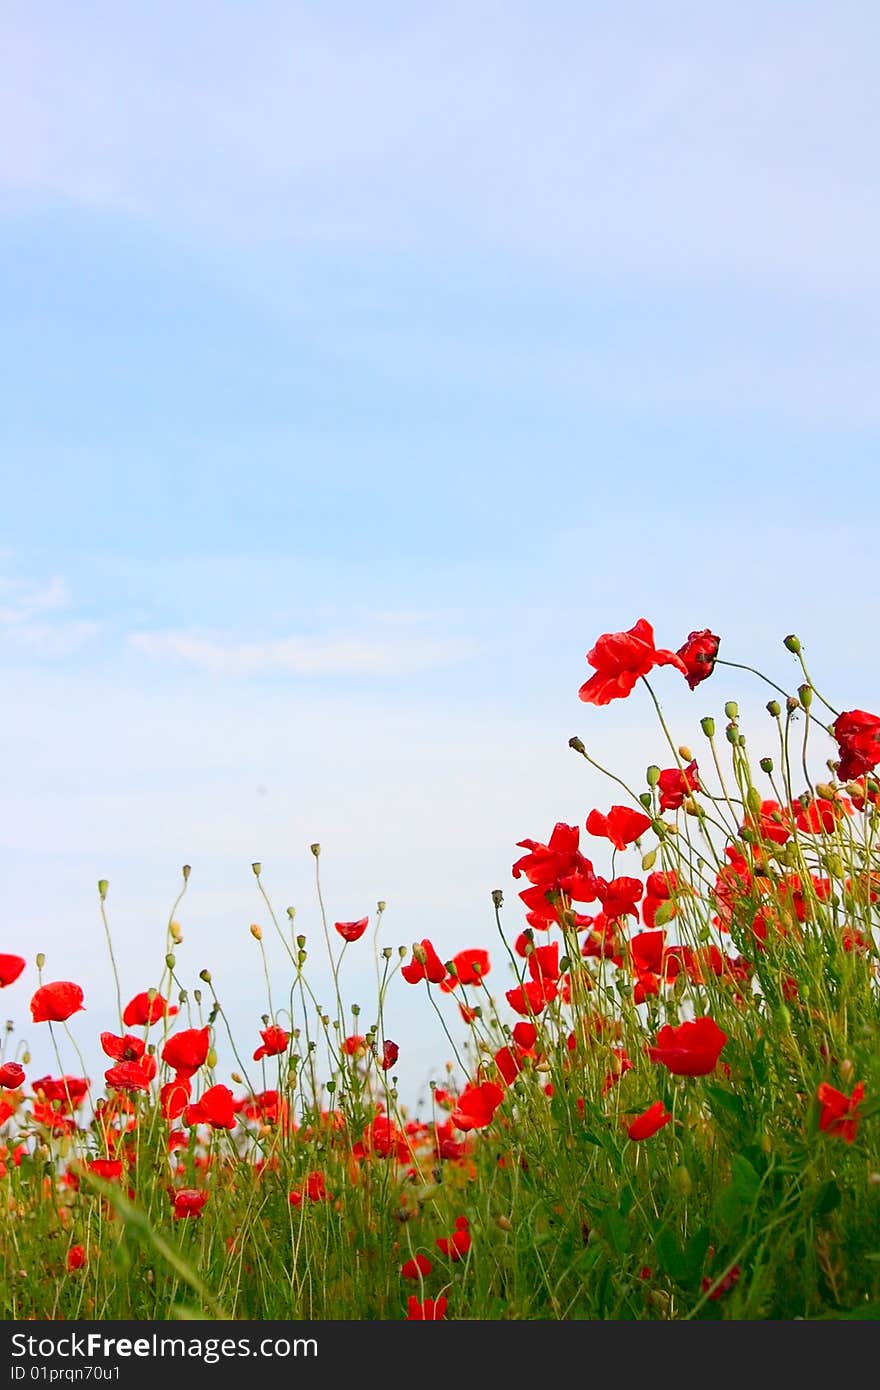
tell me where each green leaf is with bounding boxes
[600,1208,630,1256]
[731,1154,761,1206]
[704,1083,746,1126]
[683,1227,711,1283]
[814,1180,842,1217]
[655,1228,689,1283]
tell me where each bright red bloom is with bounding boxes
[657,761,700,812]
[288,1170,330,1205]
[833,710,880,782]
[341,1034,367,1057]
[440,948,491,990]
[526,942,562,984]
[513,823,600,904]
[122,990,171,1027]
[742,799,792,846]
[625,1100,673,1142]
[597,876,643,920]
[104,1056,157,1092]
[677,630,720,690]
[101,1032,147,1063]
[32,1074,89,1107]
[253,1024,290,1061]
[817,1080,865,1144]
[30,981,85,1024]
[171,1188,208,1219]
[647,1016,727,1076]
[586,805,652,850]
[0,955,26,988]
[381,1039,399,1071]
[87,1158,124,1182]
[401,1254,432,1279]
[401,939,448,985]
[436,1226,472,1261]
[494,1046,523,1086]
[406,1295,447,1320]
[160,1076,191,1120]
[578,618,688,706]
[793,794,851,834]
[161,1027,210,1078]
[66,1245,86,1272]
[512,1021,538,1053]
[334,916,369,942]
[450,1079,504,1132]
[0,1062,25,1089]
[505,977,558,1017]
[185,1083,237,1130]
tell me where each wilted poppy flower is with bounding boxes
[0,955,26,988]
[817,1080,865,1144]
[122,990,171,1027]
[401,939,447,985]
[586,805,652,850]
[833,710,880,782]
[406,1295,448,1320]
[171,1188,208,1219]
[624,1100,673,1141]
[401,1254,432,1280]
[253,1025,290,1061]
[677,630,720,690]
[30,981,85,1024]
[450,1079,504,1132]
[647,1016,727,1076]
[0,1062,25,1089]
[578,619,688,706]
[334,917,369,942]
[381,1039,400,1071]
[66,1245,86,1272]
[161,1027,210,1078]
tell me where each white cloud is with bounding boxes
[0,574,99,655]
[127,628,478,676]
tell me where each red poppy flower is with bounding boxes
[586,805,653,850]
[677,630,720,690]
[702,1265,741,1300]
[253,1024,290,1061]
[122,990,175,1027]
[171,1188,208,1220]
[578,619,688,706]
[160,1076,191,1120]
[161,1027,210,1078]
[741,799,792,846]
[341,1034,367,1057]
[624,1100,673,1142]
[494,1046,523,1086]
[436,1226,471,1261]
[401,939,447,985]
[0,955,26,988]
[526,942,562,984]
[100,1032,147,1063]
[833,709,880,782]
[513,823,600,902]
[512,1021,538,1053]
[657,761,700,812]
[334,916,369,942]
[450,1079,504,1132]
[793,794,851,834]
[647,1016,727,1076]
[406,1295,447,1320]
[0,1062,25,1089]
[817,1080,865,1144]
[401,1254,432,1279]
[87,1158,124,1182]
[596,876,643,920]
[381,1039,399,1071]
[30,981,85,1023]
[440,948,491,991]
[104,1056,157,1092]
[288,1170,330,1205]
[33,1074,90,1106]
[184,1083,237,1130]
[66,1245,86,1272]
[505,978,558,1017]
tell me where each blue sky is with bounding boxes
[2,1,879,1108]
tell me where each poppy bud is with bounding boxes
[165,953,176,970]
[310,843,321,857]
[641,849,657,871]
[760,757,773,773]
[251,863,261,876]
[653,900,676,927]
[814,783,837,800]
[725,723,739,745]
[199,969,211,983]
[287,907,296,920]
[377,901,387,913]
[231,1071,243,1084]
[250,924,263,940]
[646,765,661,787]
[169,921,182,944]
[206,1048,217,1068]
[98,880,109,899]
[824,852,844,878]
[840,1059,855,1085]
[700,717,715,737]
[672,1165,692,1196]
[36,954,45,970]
[182,865,191,881]
[766,700,781,717]
[678,745,693,761]
[798,683,813,709]
[784,634,801,654]
[724,701,738,720]
[568,736,586,754]
[639,792,653,810]
[746,787,763,815]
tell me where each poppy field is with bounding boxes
[2,619,880,1321]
